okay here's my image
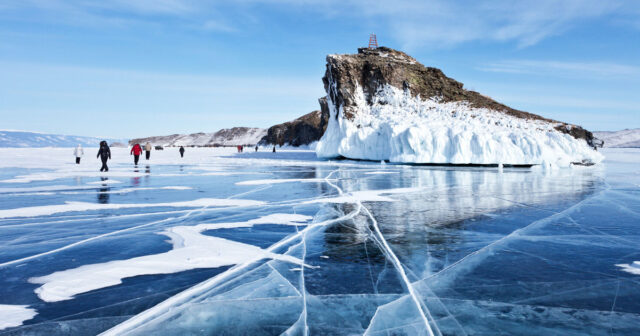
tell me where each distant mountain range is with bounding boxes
[593,129,640,148]
[0,130,126,148]
[130,112,327,148]
[129,127,266,147]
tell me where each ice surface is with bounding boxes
[30,213,311,302]
[302,187,428,204]
[0,198,265,219]
[236,178,332,185]
[364,171,398,175]
[0,185,99,193]
[62,186,193,195]
[316,84,603,167]
[0,147,638,335]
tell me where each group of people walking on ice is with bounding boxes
[129,142,153,165]
[73,141,114,171]
[238,145,277,152]
[73,141,275,172]
[73,142,187,171]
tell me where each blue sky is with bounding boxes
[1,0,639,138]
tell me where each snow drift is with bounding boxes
[315,47,603,167]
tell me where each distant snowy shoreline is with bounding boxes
[0,130,125,148]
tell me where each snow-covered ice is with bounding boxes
[0,305,37,330]
[617,261,640,275]
[0,198,264,219]
[0,147,638,335]
[30,213,311,303]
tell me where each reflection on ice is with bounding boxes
[88,179,122,185]
[236,178,332,185]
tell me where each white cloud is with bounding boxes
[28,0,196,16]
[106,0,194,15]
[4,0,638,47]
[242,0,630,48]
[202,20,236,32]
[479,60,640,79]
[1,0,215,30]
[353,0,623,49]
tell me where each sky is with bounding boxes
[0,0,639,138]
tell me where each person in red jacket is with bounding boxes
[130,143,143,165]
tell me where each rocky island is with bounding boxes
[315,47,602,167]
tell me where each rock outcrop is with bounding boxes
[259,99,329,146]
[316,47,602,166]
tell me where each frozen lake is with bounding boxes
[0,147,639,335]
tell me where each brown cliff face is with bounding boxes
[259,99,329,146]
[323,46,596,146]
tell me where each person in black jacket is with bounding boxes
[179,146,185,158]
[97,141,111,172]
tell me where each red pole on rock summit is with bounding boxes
[368,33,378,49]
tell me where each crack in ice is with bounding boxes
[323,169,439,336]
[100,203,363,335]
[422,189,608,285]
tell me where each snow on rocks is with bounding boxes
[315,47,602,167]
[316,84,603,167]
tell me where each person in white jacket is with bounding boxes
[74,144,84,164]
[145,142,152,160]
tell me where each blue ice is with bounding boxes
[0,148,638,335]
